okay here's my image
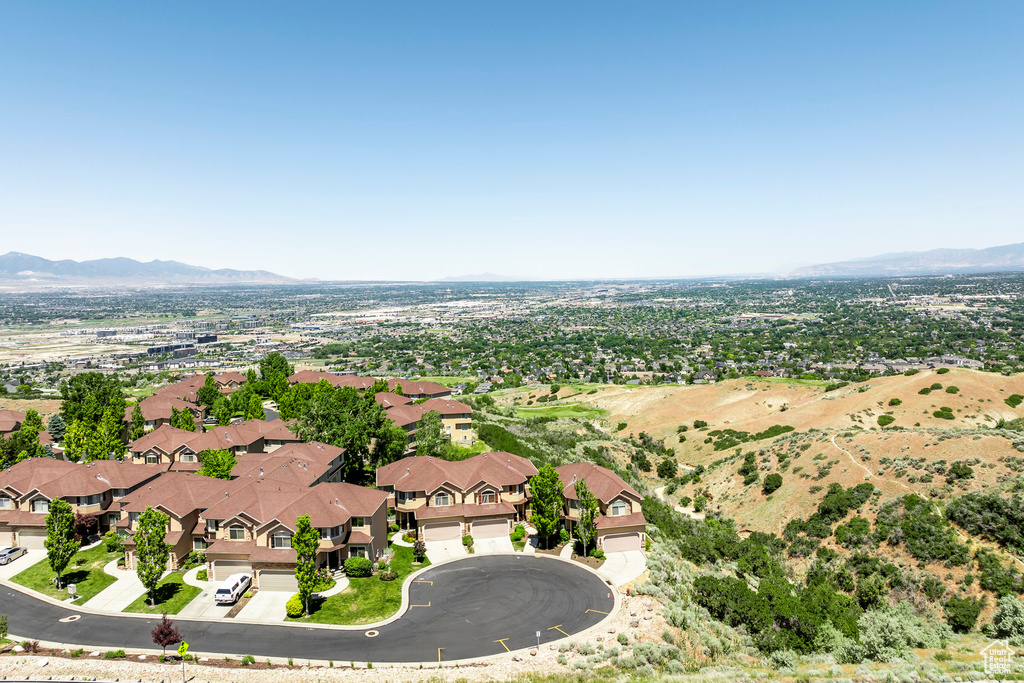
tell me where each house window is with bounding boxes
[79,494,101,506]
[146,453,159,464]
[433,492,450,507]
[180,453,196,463]
[351,517,366,528]
[193,538,208,551]
[205,519,219,532]
[271,531,292,549]
[568,499,579,510]
[398,491,416,503]
[514,483,524,495]
[479,490,496,504]
[31,499,49,513]
[610,501,628,517]
[458,423,470,430]
[129,512,141,526]
[350,546,367,558]
[229,525,245,541]
[0,496,11,509]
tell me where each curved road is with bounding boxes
[2,555,615,663]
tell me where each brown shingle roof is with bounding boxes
[0,409,25,434]
[376,452,537,494]
[385,404,426,429]
[128,425,198,456]
[118,471,228,517]
[419,398,471,415]
[0,458,165,501]
[385,379,449,397]
[374,392,413,409]
[415,501,515,520]
[556,462,640,504]
[595,511,647,529]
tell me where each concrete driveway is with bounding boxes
[0,548,45,580]
[177,588,234,619]
[474,535,514,555]
[425,538,467,564]
[597,550,648,587]
[236,590,290,622]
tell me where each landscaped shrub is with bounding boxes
[103,530,124,553]
[285,594,304,618]
[413,540,426,562]
[344,556,373,577]
[241,654,256,666]
[104,649,127,659]
[877,415,895,427]
[196,569,208,581]
[944,595,984,633]
[462,534,474,548]
[510,525,526,542]
[559,528,571,544]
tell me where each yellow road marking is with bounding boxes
[548,624,570,636]
[411,601,431,607]
[438,647,443,664]
[494,638,510,652]
[585,609,609,615]
[414,580,433,585]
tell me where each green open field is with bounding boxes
[515,403,608,420]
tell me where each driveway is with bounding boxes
[425,538,467,564]
[0,548,45,580]
[177,588,234,619]
[474,535,514,555]
[236,590,290,622]
[597,550,648,587]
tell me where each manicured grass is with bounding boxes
[512,540,527,552]
[743,375,831,387]
[11,543,119,604]
[123,572,200,615]
[516,403,607,420]
[288,546,429,625]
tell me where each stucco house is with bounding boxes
[556,462,647,552]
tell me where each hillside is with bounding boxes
[786,241,1024,277]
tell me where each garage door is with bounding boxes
[213,560,252,582]
[259,569,297,592]
[602,533,641,553]
[19,528,46,549]
[423,521,461,542]
[472,518,508,539]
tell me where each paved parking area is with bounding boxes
[236,590,291,622]
[597,550,647,586]
[474,535,514,554]
[425,538,467,564]
[0,548,45,580]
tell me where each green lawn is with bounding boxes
[11,543,119,604]
[288,546,429,625]
[123,572,200,615]
[516,403,607,420]
[742,375,831,387]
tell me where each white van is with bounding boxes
[214,573,252,604]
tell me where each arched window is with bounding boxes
[434,492,450,507]
[479,490,496,504]
[610,501,628,517]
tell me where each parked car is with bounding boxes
[214,573,252,604]
[0,546,28,565]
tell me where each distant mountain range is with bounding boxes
[438,272,524,282]
[0,252,295,285]
[785,242,1024,278]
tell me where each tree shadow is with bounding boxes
[149,582,184,605]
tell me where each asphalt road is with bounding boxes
[2,555,615,663]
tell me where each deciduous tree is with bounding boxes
[151,613,182,656]
[129,403,145,441]
[45,499,80,589]
[530,464,563,549]
[414,410,444,459]
[291,515,320,616]
[197,449,236,480]
[574,480,599,555]
[136,506,170,607]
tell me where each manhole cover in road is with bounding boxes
[364,630,379,638]
[59,615,81,623]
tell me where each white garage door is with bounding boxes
[472,518,508,539]
[259,569,297,592]
[19,528,46,549]
[213,560,252,582]
[602,533,641,553]
[423,521,461,542]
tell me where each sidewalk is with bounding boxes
[85,560,146,612]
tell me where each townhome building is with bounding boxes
[123,395,205,432]
[376,452,537,542]
[0,458,166,547]
[419,398,473,443]
[126,419,299,469]
[213,371,248,393]
[287,371,378,391]
[0,409,25,436]
[555,462,647,552]
[385,379,451,399]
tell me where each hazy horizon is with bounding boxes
[2,2,1022,280]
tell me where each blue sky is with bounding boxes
[1,2,1022,280]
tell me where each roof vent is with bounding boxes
[225,492,229,498]
[260,468,264,476]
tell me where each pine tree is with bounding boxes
[136,507,170,607]
[292,515,320,616]
[45,499,80,589]
[47,413,67,443]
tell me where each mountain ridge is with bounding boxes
[786,241,1024,278]
[0,252,297,285]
